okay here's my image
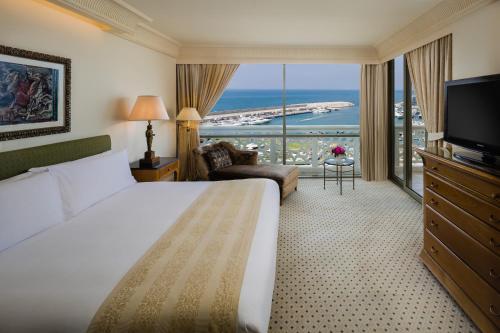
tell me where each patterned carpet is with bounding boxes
[269,178,478,333]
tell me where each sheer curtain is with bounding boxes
[405,35,452,148]
[176,64,239,180]
[360,62,389,181]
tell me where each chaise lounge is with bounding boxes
[193,141,299,204]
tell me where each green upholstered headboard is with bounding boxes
[0,135,111,181]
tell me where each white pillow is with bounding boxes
[0,171,35,184]
[48,150,136,218]
[29,150,111,173]
[0,172,65,252]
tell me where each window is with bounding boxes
[200,64,361,177]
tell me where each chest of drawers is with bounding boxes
[418,149,500,333]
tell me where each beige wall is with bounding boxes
[448,0,500,79]
[0,0,177,161]
[380,1,500,78]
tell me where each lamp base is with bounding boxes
[140,150,160,168]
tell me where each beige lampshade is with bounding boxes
[177,107,201,121]
[128,96,169,121]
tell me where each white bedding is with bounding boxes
[0,180,280,333]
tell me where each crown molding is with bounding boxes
[45,0,180,58]
[376,0,495,62]
[43,0,496,64]
[177,45,379,64]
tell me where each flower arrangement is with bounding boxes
[331,145,346,157]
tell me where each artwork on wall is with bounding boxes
[0,45,71,141]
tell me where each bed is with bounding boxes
[0,136,280,333]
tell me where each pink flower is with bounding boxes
[332,145,346,156]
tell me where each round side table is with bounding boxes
[323,157,355,195]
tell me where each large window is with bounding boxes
[200,64,361,177]
[389,56,425,198]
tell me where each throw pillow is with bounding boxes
[207,148,233,170]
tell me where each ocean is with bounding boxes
[212,89,404,126]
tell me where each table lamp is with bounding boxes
[177,107,201,179]
[128,95,169,167]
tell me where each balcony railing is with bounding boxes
[200,125,360,177]
[201,124,427,178]
[393,124,426,177]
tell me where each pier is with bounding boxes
[203,101,354,126]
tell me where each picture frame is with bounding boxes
[0,45,71,141]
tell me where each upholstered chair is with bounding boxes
[193,141,299,204]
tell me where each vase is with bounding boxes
[335,155,345,163]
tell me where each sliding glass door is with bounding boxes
[389,56,425,200]
[392,56,405,183]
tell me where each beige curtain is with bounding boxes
[405,34,452,149]
[360,62,389,181]
[176,64,239,180]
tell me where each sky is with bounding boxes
[227,64,362,90]
[394,55,404,90]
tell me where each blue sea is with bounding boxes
[212,89,404,125]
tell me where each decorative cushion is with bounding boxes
[206,148,233,171]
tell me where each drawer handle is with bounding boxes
[429,220,438,228]
[430,199,439,206]
[490,269,499,280]
[432,166,438,171]
[430,246,438,255]
[490,238,500,248]
[429,182,438,189]
[492,193,499,200]
[490,215,499,224]
[489,305,500,317]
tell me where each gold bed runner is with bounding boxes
[87,179,266,333]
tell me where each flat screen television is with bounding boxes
[444,73,500,166]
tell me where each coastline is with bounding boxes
[203,101,354,126]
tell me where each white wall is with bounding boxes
[382,1,500,79]
[448,1,500,80]
[0,0,177,161]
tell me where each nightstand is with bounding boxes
[130,157,179,182]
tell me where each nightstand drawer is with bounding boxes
[158,160,179,180]
[130,157,179,182]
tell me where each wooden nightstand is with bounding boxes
[130,157,179,182]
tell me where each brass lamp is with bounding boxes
[177,107,201,180]
[128,95,169,167]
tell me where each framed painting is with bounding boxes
[0,45,71,141]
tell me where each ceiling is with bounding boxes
[125,0,443,47]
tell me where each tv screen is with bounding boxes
[444,74,500,156]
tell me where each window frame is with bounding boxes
[199,63,362,177]
[388,57,422,202]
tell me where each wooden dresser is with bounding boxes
[418,148,500,333]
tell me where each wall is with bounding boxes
[0,0,177,161]
[448,0,500,79]
[378,0,500,79]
